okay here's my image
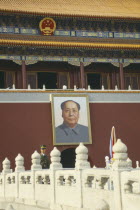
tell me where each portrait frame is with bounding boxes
[51,94,92,145]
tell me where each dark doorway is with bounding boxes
[37,72,57,89]
[0,71,5,88]
[87,73,101,89]
[61,148,76,168]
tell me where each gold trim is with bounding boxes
[51,94,92,145]
[0,39,140,49]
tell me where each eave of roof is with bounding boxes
[1,0,140,20]
[1,34,140,45]
[0,39,140,50]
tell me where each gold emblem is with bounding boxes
[39,18,56,35]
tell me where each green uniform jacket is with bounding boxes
[40,154,50,169]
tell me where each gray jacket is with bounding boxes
[55,123,89,143]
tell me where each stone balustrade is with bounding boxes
[0,140,139,210]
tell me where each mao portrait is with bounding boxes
[51,94,92,145]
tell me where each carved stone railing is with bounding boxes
[0,141,140,210]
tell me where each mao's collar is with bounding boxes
[62,123,80,135]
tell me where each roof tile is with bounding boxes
[0,0,140,18]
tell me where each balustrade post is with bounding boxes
[75,143,90,170]
[50,147,62,170]
[31,151,42,171]
[15,154,25,199]
[2,158,11,174]
[2,158,11,198]
[15,154,25,172]
[31,151,42,200]
[111,139,131,210]
[136,161,139,169]
[105,156,110,169]
[75,143,90,208]
[127,158,132,169]
[50,147,62,204]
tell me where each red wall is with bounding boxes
[0,103,140,170]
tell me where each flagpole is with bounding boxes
[113,126,117,144]
[109,126,117,160]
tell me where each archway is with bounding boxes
[61,148,76,168]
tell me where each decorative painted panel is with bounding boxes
[0,25,140,39]
[0,55,140,63]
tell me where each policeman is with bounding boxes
[40,145,50,169]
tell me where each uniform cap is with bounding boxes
[40,145,46,149]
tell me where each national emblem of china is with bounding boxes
[39,18,56,35]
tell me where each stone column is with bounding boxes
[119,63,124,89]
[80,62,85,88]
[21,60,27,89]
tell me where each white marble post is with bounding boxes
[74,85,77,91]
[75,143,90,170]
[88,85,91,90]
[102,85,105,90]
[15,154,25,172]
[105,156,110,169]
[112,139,131,210]
[12,84,15,90]
[43,84,46,90]
[63,85,67,90]
[2,158,11,174]
[112,139,130,171]
[28,84,31,90]
[50,147,62,170]
[136,161,139,169]
[31,151,42,171]
[127,158,132,169]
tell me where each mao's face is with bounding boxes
[62,101,79,128]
